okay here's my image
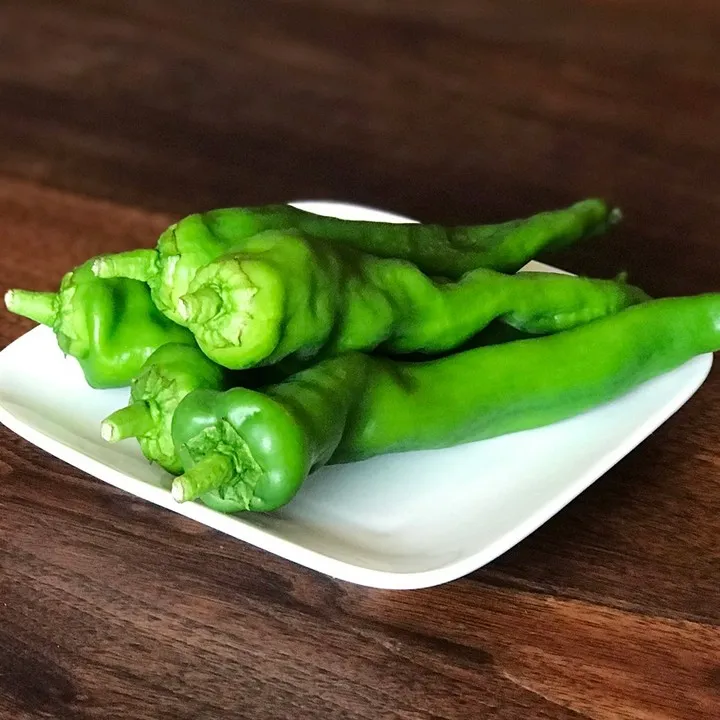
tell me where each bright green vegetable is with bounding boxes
[4,260,194,389]
[101,344,227,473]
[101,343,278,473]
[170,293,720,513]
[92,199,619,325]
[174,230,647,369]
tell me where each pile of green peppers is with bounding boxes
[6,199,719,514]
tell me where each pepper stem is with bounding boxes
[92,249,159,282]
[608,207,623,227]
[178,288,223,323]
[171,454,235,503]
[101,403,155,442]
[4,289,58,326]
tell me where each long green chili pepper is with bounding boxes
[4,260,194,388]
[92,199,619,325]
[169,293,720,513]
[172,230,647,370]
[100,343,280,473]
[101,344,227,473]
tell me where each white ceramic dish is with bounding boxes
[0,202,713,589]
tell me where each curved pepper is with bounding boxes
[4,260,194,388]
[173,230,647,369]
[100,343,282,473]
[170,293,720,513]
[101,343,227,473]
[92,199,619,325]
[171,353,371,512]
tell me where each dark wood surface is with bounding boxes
[1,2,719,718]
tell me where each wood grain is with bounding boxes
[0,2,719,718]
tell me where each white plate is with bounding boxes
[0,202,713,589]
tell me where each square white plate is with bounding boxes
[0,202,713,589]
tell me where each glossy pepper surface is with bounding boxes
[101,343,282,473]
[101,343,227,473]
[174,230,647,369]
[4,260,194,388]
[92,199,619,325]
[170,293,720,513]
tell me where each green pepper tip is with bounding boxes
[100,420,119,443]
[92,249,159,283]
[101,402,155,442]
[171,453,235,504]
[614,270,629,284]
[4,288,58,326]
[91,258,106,277]
[171,480,188,503]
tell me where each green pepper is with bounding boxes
[100,343,280,473]
[100,343,227,473]
[92,199,619,325]
[171,352,371,512]
[4,260,194,389]
[173,230,647,369]
[170,293,720,513]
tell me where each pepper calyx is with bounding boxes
[174,420,265,510]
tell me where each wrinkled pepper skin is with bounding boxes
[92,199,619,325]
[101,343,281,473]
[4,260,194,388]
[101,344,227,473]
[171,354,370,512]
[175,230,647,370]
[170,293,720,513]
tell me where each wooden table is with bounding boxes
[1,3,719,718]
